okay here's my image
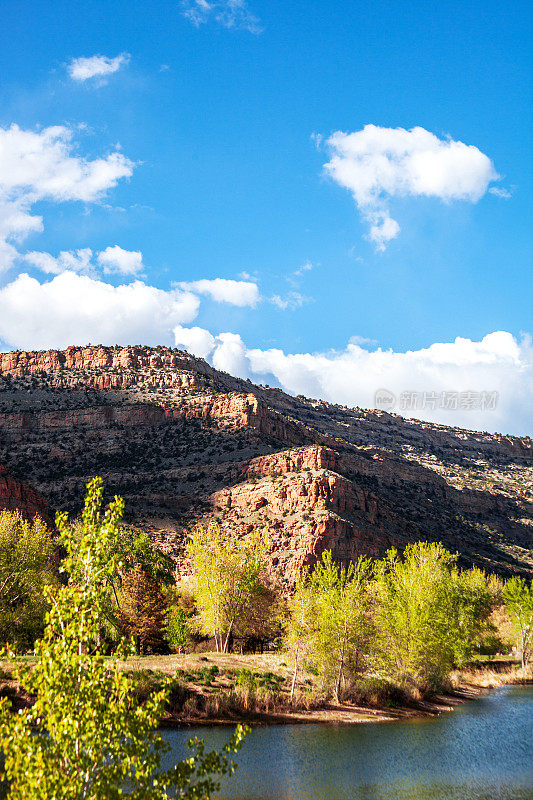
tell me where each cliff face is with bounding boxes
[0,345,531,583]
[0,466,52,525]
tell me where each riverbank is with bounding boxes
[1,653,531,728]
[160,685,533,800]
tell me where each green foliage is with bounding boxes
[0,510,56,651]
[0,477,247,799]
[187,524,270,652]
[295,551,372,701]
[164,608,189,652]
[503,576,533,668]
[373,542,494,689]
[235,669,283,692]
[118,530,175,586]
[439,566,496,667]
[284,542,498,699]
[283,576,315,699]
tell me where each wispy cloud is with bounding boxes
[293,261,313,278]
[324,125,505,250]
[181,0,263,33]
[270,291,309,311]
[67,53,130,82]
[489,186,512,199]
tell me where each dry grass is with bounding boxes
[453,664,532,688]
[116,651,294,679]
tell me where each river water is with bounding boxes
[162,685,533,800]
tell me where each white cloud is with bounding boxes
[270,291,308,310]
[293,261,313,277]
[97,245,144,276]
[68,53,130,82]
[23,248,95,275]
[0,124,133,273]
[22,245,144,278]
[0,272,199,350]
[324,125,502,250]
[0,124,133,203]
[211,332,250,377]
[173,326,533,435]
[489,186,512,199]
[173,324,216,360]
[177,278,259,307]
[181,0,262,33]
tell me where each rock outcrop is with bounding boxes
[0,466,52,525]
[0,346,531,583]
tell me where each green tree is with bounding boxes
[164,607,189,653]
[503,576,533,669]
[0,510,56,650]
[0,477,246,799]
[118,530,175,585]
[373,542,457,689]
[283,576,315,701]
[187,524,269,653]
[439,566,495,667]
[64,521,174,646]
[307,551,372,702]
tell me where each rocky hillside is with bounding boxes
[0,345,531,584]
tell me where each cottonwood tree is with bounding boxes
[372,541,494,688]
[0,510,56,650]
[164,607,189,653]
[0,477,246,799]
[373,542,452,687]
[187,524,269,653]
[503,576,533,669]
[440,565,495,667]
[307,551,373,702]
[283,576,315,701]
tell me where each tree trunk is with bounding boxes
[223,619,234,654]
[290,646,299,702]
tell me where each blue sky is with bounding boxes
[0,0,531,433]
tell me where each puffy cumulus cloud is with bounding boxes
[173,326,532,435]
[97,245,144,276]
[0,124,133,273]
[324,125,501,250]
[0,272,199,351]
[23,248,95,276]
[67,53,130,82]
[173,325,216,360]
[22,245,144,278]
[0,124,133,203]
[173,327,249,378]
[177,278,260,307]
[181,0,262,33]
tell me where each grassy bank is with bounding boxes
[1,653,531,727]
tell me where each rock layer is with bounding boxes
[0,346,531,583]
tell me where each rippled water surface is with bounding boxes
[163,685,533,800]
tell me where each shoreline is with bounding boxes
[159,686,482,728]
[2,655,530,730]
[158,668,532,729]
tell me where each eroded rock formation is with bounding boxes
[0,345,531,583]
